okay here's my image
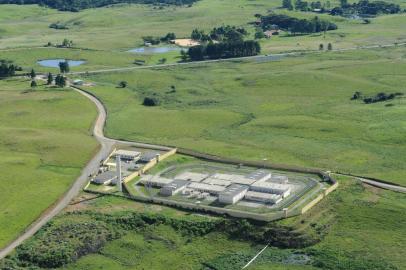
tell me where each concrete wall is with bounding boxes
[301,182,339,214]
[123,148,177,184]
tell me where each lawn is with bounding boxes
[0,78,97,249]
[79,47,406,185]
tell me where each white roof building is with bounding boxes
[203,177,232,186]
[114,150,141,161]
[245,191,282,204]
[211,173,256,185]
[250,182,291,197]
[160,180,189,196]
[92,171,117,185]
[175,172,208,182]
[218,184,249,205]
[140,175,173,187]
[246,170,272,183]
[270,175,289,184]
[188,182,226,194]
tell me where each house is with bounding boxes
[264,30,280,38]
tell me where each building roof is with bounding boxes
[93,171,117,184]
[271,175,289,183]
[140,151,160,162]
[114,149,141,158]
[203,177,232,186]
[175,172,208,182]
[162,179,189,190]
[251,181,290,192]
[219,184,249,197]
[140,175,173,186]
[188,182,226,193]
[210,173,257,185]
[245,191,281,200]
[246,170,272,181]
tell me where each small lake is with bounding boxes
[37,59,86,68]
[128,46,182,54]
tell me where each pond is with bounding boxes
[128,46,182,54]
[37,59,86,68]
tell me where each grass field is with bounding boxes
[0,78,97,249]
[61,177,406,270]
[0,0,405,53]
[79,47,406,185]
[4,174,402,270]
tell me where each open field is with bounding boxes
[0,0,406,54]
[79,47,406,185]
[0,78,97,249]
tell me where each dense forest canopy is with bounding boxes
[0,0,200,11]
[260,14,337,34]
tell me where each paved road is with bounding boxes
[68,42,406,76]
[0,88,115,260]
[331,173,406,193]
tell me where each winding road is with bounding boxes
[1,44,406,260]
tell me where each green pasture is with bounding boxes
[80,47,406,185]
[0,78,97,249]
[0,0,405,53]
[55,175,406,270]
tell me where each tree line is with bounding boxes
[0,0,200,11]
[191,25,248,43]
[259,14,337,35]
[0,60,22,78]
[331,0,402,16]
[281,0,403,16]
[187,40,261,61]
[351,91,404,104]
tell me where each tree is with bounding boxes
[180,50,188,62]
[255,30,265,39]
[30,69,36,79]
[30,80,37,88]
[143,97,160,107]
[118,81,128,88]
[327,43,333,50]
[59,61,70,73]
[47,73,53,85]
[282,0,293,10]
[55,74,67,87]
[62,38,73,48]
[340,0,348,7]
[319,44,324,50]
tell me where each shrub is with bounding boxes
[143,97,161,106]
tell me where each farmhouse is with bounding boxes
[264,30,280,38]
